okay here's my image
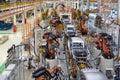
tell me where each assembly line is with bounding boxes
[0,0,120,80]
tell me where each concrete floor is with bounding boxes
[0,28,22,66]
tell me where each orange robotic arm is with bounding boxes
[35,66,60,80]
[102,38,111,56]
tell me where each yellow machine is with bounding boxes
[40,9,49,21]
[71,9,77,20]
[70,58,77,78]
[35,46,46,62]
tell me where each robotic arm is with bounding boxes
[32,66,61,80]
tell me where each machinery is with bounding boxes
[95,15,103,28]
[114,64,120,80]
[77,17,88,35]
[0,21,13,30]
[32,66,64,80]
[40,9,49,20]
[109,9,118,19]
[67,36,111,79]
[81,17,88,35]
[50,11,60,25]
[70,9,77,20]
[54,20,63,38]
[68,37,90,78]
[88,13,102,28]
[49,11,64,38]
[55,3,65,14]
[43,32,59,59]
[2,1,119,80]
[92,33,114,59]
[92,32,115,79]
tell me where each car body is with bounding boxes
[59,13,71,23]
[65,24,76,37]
[68,37,85,58]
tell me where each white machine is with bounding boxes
[89,3,98,10]
[88,13,97,27]
[99,56,114,78]
[78,68,108,80]
[109,9,118,19]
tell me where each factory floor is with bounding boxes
[0,27,22,71]
[0,15,37,73]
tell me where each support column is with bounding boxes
[87,0,90,10]
[13,14,17,32]
[118,0,120,24]
[22,11,27,24]
[98,0,102,8]
[71,0,74,9]
[77,0,79,10]
[118,0,120,64]
[34,7,37,19]
[81,0,84,15]
[73,2,76,9]
[98,0,103,16]
[13,14,17,26]
[118,28,120,57]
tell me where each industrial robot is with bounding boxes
[77,17,88,35]
[92,33,114,59]
[43,32,59,59]
[92,32,115,79]
[49,11,64,38]
[32,66,63,80]
[114,65,120,80]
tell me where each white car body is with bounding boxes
[68,37,85,59]
[65,24,76,37]
[59,13,72,22]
